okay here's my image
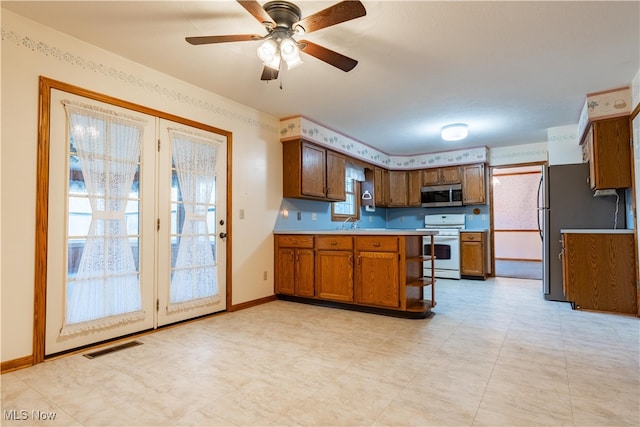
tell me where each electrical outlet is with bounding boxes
[297,211,301,220]
[263,271,267,281]
[400,216,404,223]
[468,215,473,221]
[368,216,373,222]
[311,213,317,221]
[481,215,486,220]
[239,209,245,219]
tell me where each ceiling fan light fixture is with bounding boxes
[257,38,278,64]
[280,37,303,69]
[441,123,469,141]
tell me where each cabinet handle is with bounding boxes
[357,256,361,265]
[330,241,338,245]
[372,242,381,247]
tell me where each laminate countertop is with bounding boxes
[273,229,438,236]
[560,229,634,234]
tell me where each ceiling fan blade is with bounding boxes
[296,1,366,34]
[237,0,275,26]
[186,34,260,45]
[300,40,358,72]
[261,66,279,81]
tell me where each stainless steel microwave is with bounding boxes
[420,184,463,207]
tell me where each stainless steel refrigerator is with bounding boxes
[539,163,626,301]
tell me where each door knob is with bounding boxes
[219,232,228,239]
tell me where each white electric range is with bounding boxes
[417,214,466,279]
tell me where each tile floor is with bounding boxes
[2,277,639,426]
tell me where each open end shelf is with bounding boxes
[406,277,435,287]
[406,299,437,312]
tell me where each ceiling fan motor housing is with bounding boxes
[263,1,302,30]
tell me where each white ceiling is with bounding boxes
[3,1,639,155]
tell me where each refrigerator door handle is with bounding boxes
[537,175,544,241]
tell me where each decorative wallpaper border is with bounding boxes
[489,143,548,166]
[281,116,488,169]
[1,26,278,135]
[577,86,631,142]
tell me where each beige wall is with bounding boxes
[1,10,282,362]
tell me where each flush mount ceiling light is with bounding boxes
[441,123,469,141]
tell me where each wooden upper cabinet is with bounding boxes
[582,116,632,190]
[374,167,389,207]
[407,170,422,206]
[422,169,440,186]
[300,142,326,198]
[282,140,346,201]
[440,166,461,184]
[462,163,486,205]
[388,170,408,207]
[326,150,346,200]
[422,166,461,186]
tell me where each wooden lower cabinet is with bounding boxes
[355,250,399,308]
[316,236,354,302]
[274,235,315,297]
[562,232,637,314]
[274,233,436,318]
[460,231,487,279]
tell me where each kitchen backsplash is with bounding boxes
[273,199,490,231]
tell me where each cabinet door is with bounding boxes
[295,249,315,297]
[462,164,486,205]
[591,117,632,189]
[440,166,461,184]
[316,250,353,302]
[374,167,388,206]
[275,248,295,295]
[300,142,326,198]
[408,170,422,206]
[325,151,346,201]
[355,251,399,308]
[460,240,483,276]
[422,169,440,186]
[562,233,636,313]
[388,170,408,206]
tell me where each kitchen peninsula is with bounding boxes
[273,229,438,318]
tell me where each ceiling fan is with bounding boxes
[186,0,366,80]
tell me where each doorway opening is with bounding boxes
[490,164,544,280]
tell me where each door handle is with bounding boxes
[219,232,228,239]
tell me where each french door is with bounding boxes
[44,89,227,355]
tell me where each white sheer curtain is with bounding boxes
[167,128,220,312]
[61,101,146,336]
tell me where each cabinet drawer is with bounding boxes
[461,232,483,242]
[355,236,398,252]
[317,235,353,250]
[277,235,314,248]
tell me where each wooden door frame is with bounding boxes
[488,161,546,278]
[33,76,233,363]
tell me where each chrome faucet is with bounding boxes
[352,220,360,229]
[341,217,354,229]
